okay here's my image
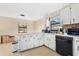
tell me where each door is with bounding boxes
[50,35,55,50]
[19,38,28,51]
[60,7,71,25]
[48,35,55,50]
[19,35,29,51]
[33,35,40,47]
[71,4,79,24]
[73,37,79,56]
[39,34,44,46]
[27,35,34,49]
[44,34,50,47]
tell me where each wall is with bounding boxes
[34,18,46,32]
[33,11,60,33]
[0,16,35,36]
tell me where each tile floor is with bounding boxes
[0,43,60,56]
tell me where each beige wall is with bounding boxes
[0,16,35,36]
[33,11,60,33]
[0,16,46,35]
[34,18,45,32]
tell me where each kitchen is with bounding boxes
[0,3,79,56]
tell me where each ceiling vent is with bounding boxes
[20,14,25,16]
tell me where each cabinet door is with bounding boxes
[60,7,70,25]
[18,35,29,51]
[19,38,28,51]
[46,39,49,47]
[44,34,50,47]
[71,4,79,24]
[33,36,39,47]
[39,38,44,46]
[48,35,56,51]
[39,34,44,46]
[27,39,34,49]
[73,37,79,56]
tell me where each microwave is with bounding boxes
[67,28,79,36]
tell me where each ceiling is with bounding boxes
[0,3,70,21]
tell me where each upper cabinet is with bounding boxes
[60,6,71,25]
[71,4,79,24]
[60,4,79,25]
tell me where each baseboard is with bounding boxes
[19,44,56,53]
[44,45,56,52]
[19,45,45,53]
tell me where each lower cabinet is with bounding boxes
[39,38,44,46]
[48,39,55,51]
[44,39,49,47]
[44,34,56,51]
[33,38,39,47]
[18,33,56,51]
[19,38,29,51]
[73,37,79,56]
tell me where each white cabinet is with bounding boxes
[39,37,44,46]
[44,34,50,47]
[19,38,29,51]
[17,33,56,52]
[73,37,79,56]
[48,34,56,51]
[71,4,79,24]
[18,34,34,51]
[60,7,71,25]
[44,34,56,51]
[33,37,40,47]
[60,4,79,25]
[27,38,34,49]
[39,33,44,46]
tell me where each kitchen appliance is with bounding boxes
[42,27,51,33]
[50,16,60,25]
[56,35,73,56]
[51,29,59,33]
[67,28,79,36]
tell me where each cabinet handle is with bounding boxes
[73,18,75,22]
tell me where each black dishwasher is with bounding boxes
[56,35,73,56]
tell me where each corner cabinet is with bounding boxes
[71,4,79,24]
[60,6,71,25]
[44,34,56,51]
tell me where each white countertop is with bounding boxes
[56,33,79,37]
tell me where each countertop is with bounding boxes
[56,33,79,37]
